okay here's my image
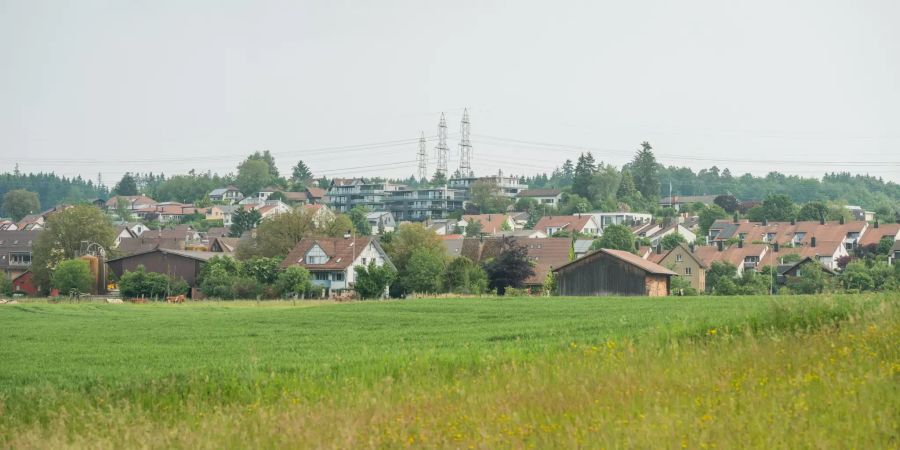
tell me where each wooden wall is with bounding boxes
[556,252,663,296]
[108,252,204,286]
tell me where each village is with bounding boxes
[2,157,899,300]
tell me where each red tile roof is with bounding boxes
[463,214,513,234]
[533,215,596,234]
[858,224,900,247]
[280,237,376,271]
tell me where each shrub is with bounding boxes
[118,265,182,299]
[199,266,235,299]
[443,257,489,295]
[52,259,94,295]
[231,277,261,299]
[354,262,397,299]
[276,266,313,298]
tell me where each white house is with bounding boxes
[280,236,395,297]
[366,211,396,234]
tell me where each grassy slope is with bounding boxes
[1,294,898,448]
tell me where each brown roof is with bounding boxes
[0,230,41,270]
[463,214,513,234]
[858,224,900,247]
[116,237,185,255]
[555,248,676,275]
[280,236,377,271]
[306,187,327,198]
[534,215,596,234]
[459,237,571,285]
[206,227,230,238]
[209,237,240,252]
[106,196,156,207]
[711,220,867,245]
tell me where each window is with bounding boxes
[334,272,344,281]
[676,254,684,262]
[684,267,692,275]
[305,245,328,264]
[313,272,329,281]
[10,252,31,266]
[361,258,367,265]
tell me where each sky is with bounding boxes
[1,0,899,185]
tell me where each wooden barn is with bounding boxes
[553,248,676,297]
[106,248,228,288]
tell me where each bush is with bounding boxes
[443,257,489,295]
[670,275,697,296]
[199,266,235,299]
[118,265,183,299]
[0,276,13,296]
[52,259,93,295]
[231,276,261,299]
[354,262,397,299]
[276,266,313,298]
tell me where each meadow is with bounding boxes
[1,294,898,448]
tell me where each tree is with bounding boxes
[515,197,538,213]
[236,209,317,259]
[354,262,397,299]
[572,153,597,198]
[321,214,355,237]
[877,236,895,255]
[749,194,797,222]
[51,259,93,295]
[113,173,138,196]
[31,205,115,294]
[631,142,660,201]
[431,170,447,185]
[382,223,446,295]
[235,159,272,196]
[616,169,638,199]
[275,266,313,298]
[403,247,446,294]
[698,205,728,237]
[348,206,372,236]
[442,257,488,294]
[797,202,829,221]
[471,179,510,213]
[466,219,483,237]
[590,224,634,252]
[241,257,281,284]
[229,208,262,238]
[669,275,697,296]
[786,262,829,294]
[246,150,279,178]
[291,160,313,187]
[483,236,535,295]
[119,265,186,299]
[2,189,40,222]
[705,261,737,294]
[660,233,687,250]
[560,193,591,215]
[713,194,739,213]
[199,266,235,299]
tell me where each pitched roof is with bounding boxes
[709,220,867,245]
[660,195,718,205]
[858,223,900,247]
[281,191,308,202]
[306,187,327,198]
[554,247,676,275]
[476,237,571,285]
[462,214,513,234]
[280,236,380,271]
[0,230,41,270]
[209,237,240,252]
[517,189,562,198]
[649,243,709,268]
[106,196,156,207]
[108,248,230,263]
[533,215,596,233]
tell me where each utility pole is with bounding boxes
[417,132,427,181]
[435,113,449,178]
[458,108,473,177]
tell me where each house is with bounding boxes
[209,237,240,253]
[425,219,460,236]
[208,186,244,204]
[256,201,291,220]
[497,229,548,239]
[777,257,837,285]
[692,241,771,276]
[107,248,229,292]
[366,211,396,234]
[891,240,900,264]
[553,248,676,297]
[647,243,708,292]
[845,205,875,222]
[645,223,697,248]
[303,204,336,227]
[114,225,138,248]
[588,212,653,230]
[11,270,38,296]
[461,214,516,235]
[206,205,240,227]
[105,195,157,211]
[533,215,601,237]
[455,237,572,290]
[573,239,594,259]
[516,189,563,207]
[0,230,40,282]
[116,226,204,254]
[16,214,44,231]
[659,195,719,211]
[708,219,869,251]
[632,221,662,239]
[0,220,18,231]
[279,236,394,297]
[305,187,327,204]
[857,222,900,251]
[134,202,199,223]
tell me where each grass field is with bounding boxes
[1,294,898,448]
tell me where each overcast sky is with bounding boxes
[2,0,899,185]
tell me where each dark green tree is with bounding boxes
[354,262,397,299]
[631,142,660,201]
[660,233,687,250]
[2,189,40,221]
[483,236,535,295]
[51,259,93,295]
[291,160,313,187]
[348,206,372,236]
[113,173,138,196]
[713,194,739,213]
[590,224,635,252]
[229,208,262,238]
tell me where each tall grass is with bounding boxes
[1,294,897,448]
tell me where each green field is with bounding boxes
[1,294,898,448]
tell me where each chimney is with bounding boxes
[790,218,796,225]
[874,220,879,229]
[717,241,724,252]
[820,216,825,225]
[689,242,695,253]
[738,239,744,248]
[774,242,779,252]
[839,216,845,225]
[811,236,817,248]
